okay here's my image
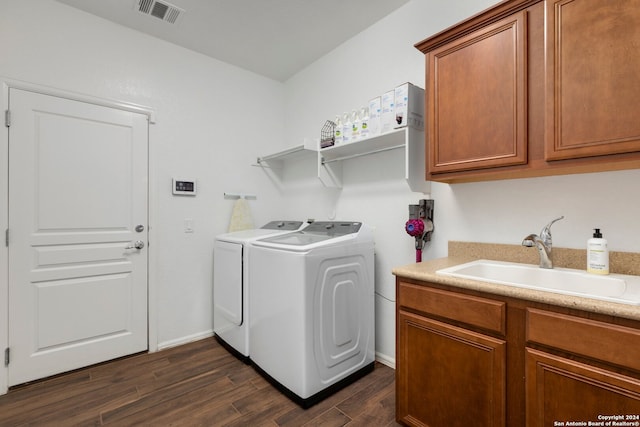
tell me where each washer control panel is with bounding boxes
[304,221,362,236]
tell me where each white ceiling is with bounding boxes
[55,0,410,82]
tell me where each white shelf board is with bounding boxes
[253,130,430,194]
[256,138,317,168]
[318,127,430,193]
[319,128,406,163]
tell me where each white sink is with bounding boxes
[437,260,640,305]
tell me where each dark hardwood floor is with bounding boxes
[0,337,400,426]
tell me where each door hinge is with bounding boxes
[4,348,8,367]
[5,229,8,247]
[4,110,10,127]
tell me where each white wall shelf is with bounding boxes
[255,137,317,169]
[254,138,317,187]
[254,128,429,194]
[318,127,430,193]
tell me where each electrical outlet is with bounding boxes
[184,218,194,233]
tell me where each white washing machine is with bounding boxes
[213,220,305,361]
[249,221,375,407]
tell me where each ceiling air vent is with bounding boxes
[136,0,184,24]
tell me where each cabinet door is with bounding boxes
[526,348,640,426]
[397,310,506,427]
[545,0,640,160]
[427,12,527,174]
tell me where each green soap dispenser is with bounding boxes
[587,228,609,275]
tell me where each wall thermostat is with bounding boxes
[172,178,196,196]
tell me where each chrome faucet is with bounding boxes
[522,216,564,269]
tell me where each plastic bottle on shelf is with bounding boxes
[334,115,342,144]
[360,106,370,140]
[342,112,351,144]
[351,110,361,141]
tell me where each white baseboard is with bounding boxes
[156,330,214,352]
[375,351,396,369]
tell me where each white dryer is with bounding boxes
[213,220,305,361]
[249,221,375,407]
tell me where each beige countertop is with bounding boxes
[392,242,640,322]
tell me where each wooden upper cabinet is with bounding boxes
[426,12,527,174]
[545,0,640,160]
[415,0,640,183]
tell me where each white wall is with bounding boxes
[282,0,640,364]
[0,0,288,354]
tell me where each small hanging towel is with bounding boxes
[227,198,254,232]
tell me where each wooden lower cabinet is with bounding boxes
[396,310,506,427]
[526,348,640,426]
[396,278,640,426]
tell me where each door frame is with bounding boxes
[0,77,157,395]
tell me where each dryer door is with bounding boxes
[213,241,243,327]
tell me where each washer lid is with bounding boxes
[259,232,330,246]
[216,220,306,243]
[257,221,362,246]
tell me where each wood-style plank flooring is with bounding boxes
[0,337,400,426]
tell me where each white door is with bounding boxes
[7,88,149,386]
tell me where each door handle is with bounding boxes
[125,240,145,250]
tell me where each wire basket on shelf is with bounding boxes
[320,120,336,148]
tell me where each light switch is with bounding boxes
[184,218,194,233]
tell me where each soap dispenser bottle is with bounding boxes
[587,228,609,275]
